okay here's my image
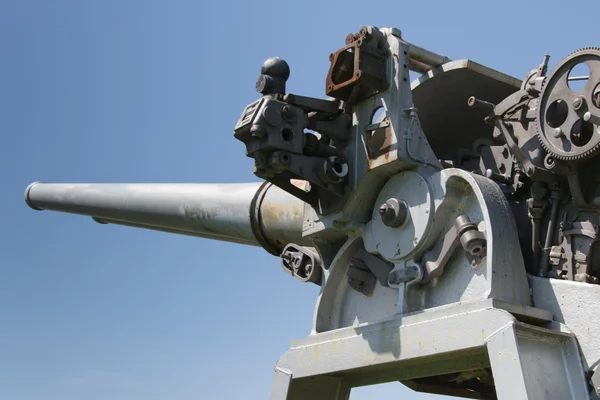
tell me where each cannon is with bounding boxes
[25,26,600,399]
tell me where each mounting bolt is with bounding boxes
[573,96,586,111]
[282,105,296,122]
[553,127,564,138]
[304,262,313,275]
[379,198,408,228]
[584,112,600,125]
[388,263,422,285]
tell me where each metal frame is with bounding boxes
[270,301,588,399]
[24,26,600,400]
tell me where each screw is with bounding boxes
[584,112,600,125]
[553,127,564,138]
[573,96,585,111]
[388,270,400,285]
[282,105,295,122]
[304,263,313,276]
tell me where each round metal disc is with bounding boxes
[363,171,433,263]
[537,48,600,160]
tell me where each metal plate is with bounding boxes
[411,59,521,157]
[363,171,433,262]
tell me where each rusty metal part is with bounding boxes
[365,116,394,168]
[325,27,389,103]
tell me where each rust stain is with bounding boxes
[366,117,395,170]
[260,199,304,228]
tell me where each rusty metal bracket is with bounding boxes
[325,27,389,104]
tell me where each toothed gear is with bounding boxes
[536,48,600,160]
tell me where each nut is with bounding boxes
[379,198,408,228]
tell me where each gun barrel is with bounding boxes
[25,181,309,254]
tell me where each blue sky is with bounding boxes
[1,1,596,399]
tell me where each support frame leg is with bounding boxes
[270,367,351,400]
[486,321,589,399]
[270,306,590,400]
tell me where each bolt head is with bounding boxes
[305,263,313,275]
[379,198,408,228]
[553,127,563,138]
[573,96,585,111]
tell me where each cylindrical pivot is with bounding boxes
[407,43,451,69]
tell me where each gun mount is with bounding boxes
[25,26,600,399]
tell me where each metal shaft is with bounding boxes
[25,181,309,255]
[407,42,451,70]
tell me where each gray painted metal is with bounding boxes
[25,181,309,251]
[317,168,531,333]
[272,304,588,399]
[529,275,600,371]
[23,25,600,399]
[410,59,521,156]
[406,41,451,69]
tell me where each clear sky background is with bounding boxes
[1,1,596,399]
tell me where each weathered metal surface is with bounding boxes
[25,181,309,251]
[24,25,600,399]
[411,59,521,157]
[318,168,530,332]
[529,274,600,370]
[325,26,389,102]
[537,48,600,160]
[274,305,588,399]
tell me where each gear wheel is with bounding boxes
[536,48,600,160]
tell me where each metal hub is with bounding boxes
[537,48,600,160]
